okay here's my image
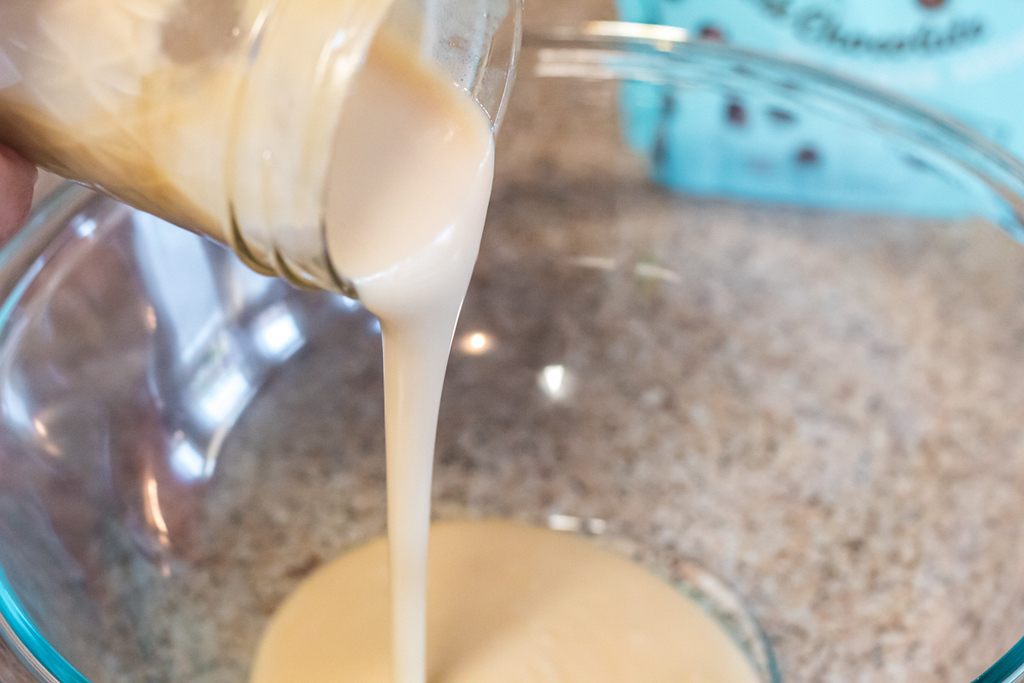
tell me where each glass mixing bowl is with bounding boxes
[4,25,1024,683]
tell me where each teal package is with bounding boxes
[615,0,1024,217]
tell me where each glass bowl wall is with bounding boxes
[3,28,1024,682]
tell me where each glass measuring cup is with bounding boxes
[0,0,520,294]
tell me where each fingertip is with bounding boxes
[0,145,38,245]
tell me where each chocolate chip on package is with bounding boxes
[614,0,1024,218]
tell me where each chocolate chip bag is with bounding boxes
[615,0,1024,217]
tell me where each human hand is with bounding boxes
[0,145,38,246]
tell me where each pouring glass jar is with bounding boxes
[0,0,519,294]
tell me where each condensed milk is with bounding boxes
[251,25,759,683]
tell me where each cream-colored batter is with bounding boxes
[250,521,761,683]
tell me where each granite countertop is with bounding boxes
[5,1,1024,682]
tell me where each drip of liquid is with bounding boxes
[250,521,761,683]
[250,28,759,683]
[323,34,494,683]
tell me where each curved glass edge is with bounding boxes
[488,0,522,133]
[0,566,86,683]
[0,184,96,357]
[670,557,781,683]
[522,23,1024,241]
[974,639,1024,683]
[0,183,93,309]
[0,182,95,683]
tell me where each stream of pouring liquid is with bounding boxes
[253,29,760,683]
[321,35,495,683]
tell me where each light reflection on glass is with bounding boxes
[0,379,61,455]
[1,377,31,433]
[133,212,224,365]
[72,217,97,238]
[548,513,607,535]
[634,261,682,283]
[535,47,633,80]
[567,255,617,271]
[539,364,572,401]
[459,331,493,355]
[143,475,170,548]
[536,23,687,79]
[333,294,361,311]
[30,415,61,457]
[169,433,206,482]
[194,368,251,430]
[253,304,304,361]
[581,20,689,43]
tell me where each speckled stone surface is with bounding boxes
[5,2,1024,682]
